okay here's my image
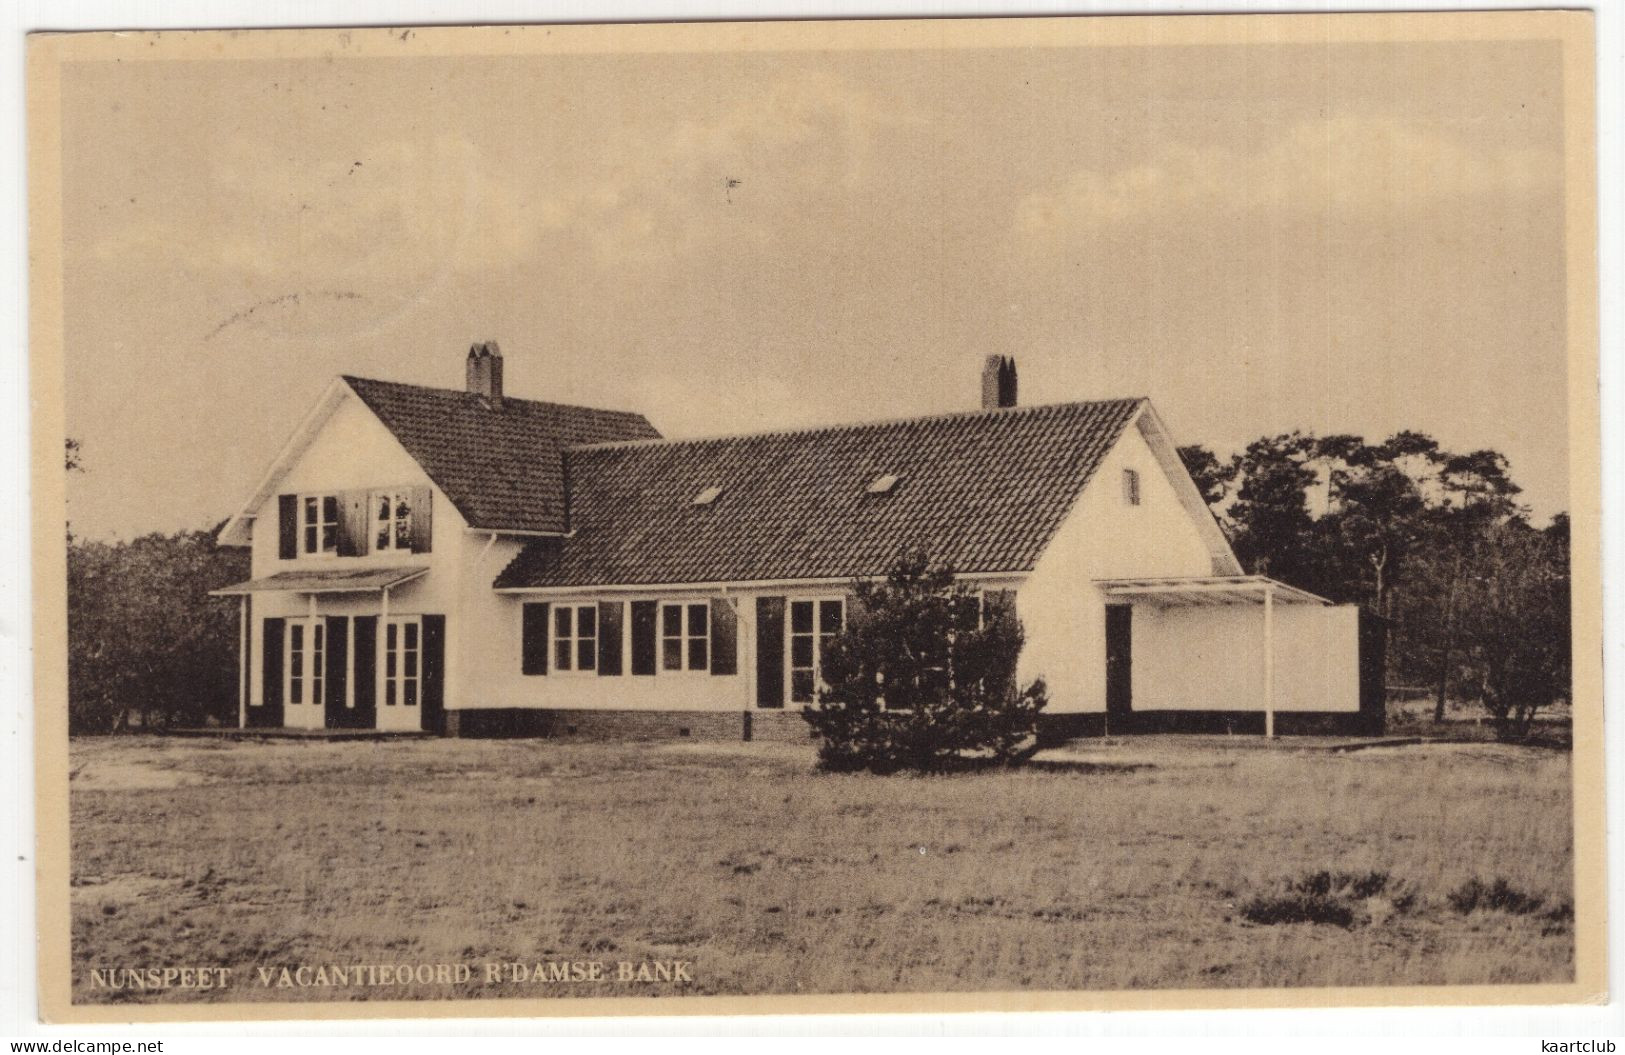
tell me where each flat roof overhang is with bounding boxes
[210,566,429,596]
[1094,574,1330,607]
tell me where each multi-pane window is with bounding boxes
[789,598,843,704]
[553,604,598,672]
[384,617,420,707]
[660,602,708,672]
[285,620,325,705]
[300,495,339,556]
[372,489,414,552]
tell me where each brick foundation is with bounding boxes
[1042,708,1382,740]
[444,706,1380,742]
[443,707,818,742]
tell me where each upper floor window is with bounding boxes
[661,602,708,672]
[1122,468,1141,506]
[300,495,340,556]
[373,489,414,552]
[553,603,598,673]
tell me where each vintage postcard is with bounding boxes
[28,12,1603,1024]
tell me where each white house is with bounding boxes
[214,345,1383,741]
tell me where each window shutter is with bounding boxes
[755,596,785,708]
[337,490,370,557]
[521,602,549,675]
[421,614,446,734]
[710,598,737,676]
[597,601,624,676]
[410,486,434,554]
[277,495,297,559]
[258,617,285,727]
[323,616,349,727]
[352,615,377,728]
[630,601,657,676]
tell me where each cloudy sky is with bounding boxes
[59,31,1569,540]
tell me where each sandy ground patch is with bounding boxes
[70,758,214,791]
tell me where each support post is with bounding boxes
[238,594,248,729]
[1263,584,1276,739]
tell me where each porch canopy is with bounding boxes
[1094,575,1331,737]
[210,566,428,596]
[1095,574,1329,608]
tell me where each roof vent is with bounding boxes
[867,473,900,495]
[693,486,724,506]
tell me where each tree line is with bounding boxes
[1179,432,1570,738]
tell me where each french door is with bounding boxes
[377,615,422,732]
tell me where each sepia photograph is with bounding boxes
[26,11,1604,1023]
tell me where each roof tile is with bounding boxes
[343,376,660,533]
[495,398,1144,588]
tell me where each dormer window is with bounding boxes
[300,494,339,556]
[693,486,724,506]
[867,473,900,495]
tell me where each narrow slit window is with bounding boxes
[1122,468,1141,506]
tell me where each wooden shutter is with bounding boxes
[278,495,297,560]
[257,617,285,728]
[597,601,624,676]
[337,490,370,557]
[521,602,549,675]
[630,601,657,676]
[410,486,434,554]
[323,616,349,728]
[421,614,446,734]
[755,596,785,708]
[352,615,377,729]
[710,598,738,676]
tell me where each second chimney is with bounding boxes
[980,355,1017,410]
[466,341,504,404]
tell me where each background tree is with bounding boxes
[804,548,1047,773]
[1176,444,1238,507]
[67,526,248,733]
[1452,517,1570,739]
[1184,428,1564,739]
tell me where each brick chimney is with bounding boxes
[466,341,504,404]
[980,355,1017,410]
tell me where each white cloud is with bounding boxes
[89,132,561,281]
[1014,115,1562,240]
[536,70,926,269]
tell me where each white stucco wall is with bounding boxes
[243,391,469,730]
[467,585,864,713]
[1132,602,1360,713]
[1015,413,1223,712]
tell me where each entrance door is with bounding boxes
[1105,604,1133,730]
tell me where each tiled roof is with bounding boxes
[343,376,661,533]
[494,398,1146,589]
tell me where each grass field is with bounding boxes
[68,734,1574,1004]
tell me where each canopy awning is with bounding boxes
[210,566,429,596]
[1095,575,1329,607]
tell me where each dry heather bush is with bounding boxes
[1242,869,1420,927]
